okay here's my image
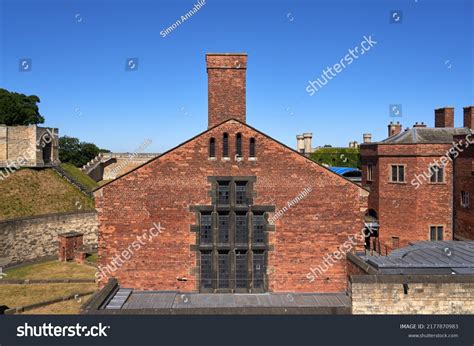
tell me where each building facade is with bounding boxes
[360,107,472,253]
[453,107,474,240]
[0,124,59,168]
[94,53,369,294]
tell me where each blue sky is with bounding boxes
[0,0,472,152]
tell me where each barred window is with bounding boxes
[218,181,230,205]
[218,252,230,289]
[200,251,213,289]
[253,214,265,243]
[218,214,229,243]
[200,214,212,244]
[235,181,247,205]
[235,213,248,244]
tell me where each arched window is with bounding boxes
[235,133,242,157]
[209,138,216,158]
[249,138,256,157]
[223,133,229,157]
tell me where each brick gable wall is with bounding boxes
[95,120,368,293]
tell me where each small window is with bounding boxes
[249,138,256,158]
[235,181,247,205]
[367,164,373,182]
[430,226,443,241]
[209,138,216,158]
[223,133,229,157]
[430,165,443,183]
[461,191,470,208]
[236,133,242,157]
[253,214,265,243]
[200,213,212,244]
[390,165,405,183]
[217,181,230,205]
[218,213,229,243]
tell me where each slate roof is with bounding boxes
[358,241,474,275]
[379,127,471,144]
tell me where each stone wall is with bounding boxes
[350,275,474,314]
[0,211,98,267]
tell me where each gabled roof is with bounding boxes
[379,127,471,144]
[94,118,369,192]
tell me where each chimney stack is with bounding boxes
[303,133,313,154]
[435,107,454,128]
[206,53,247,128]
[363,133,372,144]
[388,121,402,137]
[296,135,304,153]
[463,106,474,129]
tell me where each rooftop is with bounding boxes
[379,127,471,144]
[356,241,474,275]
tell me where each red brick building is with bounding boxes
[361,107,473,254]
[94,53,368,294]
[453,107,474,240]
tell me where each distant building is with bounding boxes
[0,125,59,168]
[360,107,473,254]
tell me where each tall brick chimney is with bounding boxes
[206,53,247,128]
[464,106,474,129]
[435,107,454,128]
[388,121,402,137]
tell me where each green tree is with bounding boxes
[0,88,45,125]
[59,136,109,167]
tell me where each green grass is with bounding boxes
[5,260,97,280]
[0,168,95,220]
[0,284,97,311]
[1,261,98,314]
[60,163,99,190]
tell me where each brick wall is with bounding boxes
[361,143,453,252]
[95,120,368,293]
[0,211,98,267]
[454,134,474,240]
